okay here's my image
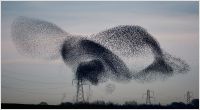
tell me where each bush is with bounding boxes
[124,100,137,105]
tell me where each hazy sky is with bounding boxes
[1,1,199,105]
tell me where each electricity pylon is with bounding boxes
[142,89,155,105]
[76,79,85,102]
[72,79,91,103]
[184,91,193,104]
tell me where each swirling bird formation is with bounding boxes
[11,17,190,85]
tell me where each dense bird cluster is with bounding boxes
[11,17,190,85]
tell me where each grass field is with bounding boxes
[2,99,199,109]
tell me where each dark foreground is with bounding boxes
[2,100,199,109]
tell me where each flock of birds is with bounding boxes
[11,17,190,86]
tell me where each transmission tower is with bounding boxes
[73,79,85,102]
[72,79,91,103]
[142,89,155,105]
[185,91,193,104]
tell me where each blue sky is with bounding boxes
[1,1,199,105]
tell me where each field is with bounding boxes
[2,99,199,109]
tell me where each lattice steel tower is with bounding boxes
[76,79,85,102]
[72,79,91,103]
[143,89,155,105]
[185,91,193,104]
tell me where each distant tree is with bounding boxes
[60,102,72,105]
[106,101,114,106]
[39,101,48,105]
[93,100,106,105]
[170,102,186,108]
[124,100,137,105]
[190,99,199,108]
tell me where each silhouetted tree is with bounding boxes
[93,100,106,105]
[124,100,137,105]
[60,102,72,106]
[190,99,199,108]
[39,102,48,105]
[170,102,186,108]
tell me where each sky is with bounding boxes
[1,1,199,105]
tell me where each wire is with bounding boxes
[1,84,69,90]
[2,85,71,95]
[2,73,69,85]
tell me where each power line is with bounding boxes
[2,69,70,84]
[1,84,68,90]
[2,85,64,95]
[2,73,69,85]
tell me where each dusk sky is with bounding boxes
[1,1,199,105]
